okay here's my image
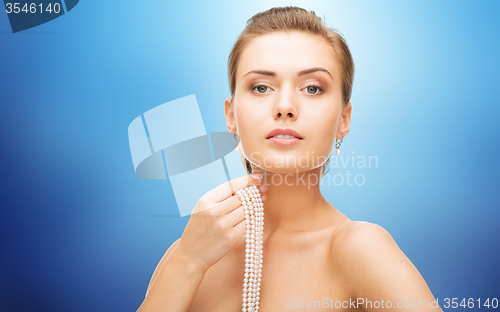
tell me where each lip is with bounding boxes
[266,128,303,146]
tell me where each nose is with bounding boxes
[273,86,298,121]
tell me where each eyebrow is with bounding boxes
[242,67,333,81]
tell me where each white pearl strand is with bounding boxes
[237,184,264,312]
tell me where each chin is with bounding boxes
[264,166,319,175]
[245,148,328,171]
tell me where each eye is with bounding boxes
[251,83,324,95]
[252,84,271,94]
[304,84,324,95]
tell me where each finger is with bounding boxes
[212,194,242,215]
[259,184,268,193]
[225,205,245,227]
[230,217,247,243]
[204,174,262,204]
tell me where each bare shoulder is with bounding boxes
[330,221,437,304]
[331,221,402,286]
[331,221,402,269]
[332,221,394,249]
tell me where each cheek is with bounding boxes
[235,105,259,139]
[304,108,339,152]
[306,107,338,135]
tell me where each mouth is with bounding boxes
[266,128,303,146]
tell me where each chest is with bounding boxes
[187,233,361,312]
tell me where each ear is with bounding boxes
[225,96,236,133]
[337,101,352,139]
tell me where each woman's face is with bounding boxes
[226,31,351,174]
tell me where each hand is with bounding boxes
[174,174,267,272]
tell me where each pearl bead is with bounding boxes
[336,148,341,156]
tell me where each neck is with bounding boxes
[251,166,333,235]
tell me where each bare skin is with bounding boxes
[186,196,442,311]
[187,203,358,311]
[138,31,442,312]
[145,207,441,311]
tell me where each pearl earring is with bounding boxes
[335,135,343,156]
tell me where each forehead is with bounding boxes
[236,31,341,83]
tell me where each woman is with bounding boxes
[138,6,442,312]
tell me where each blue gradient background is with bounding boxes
[0,1,498,311]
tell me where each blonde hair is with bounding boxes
[228,6,355,177]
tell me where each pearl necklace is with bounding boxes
[237,184,264,312]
